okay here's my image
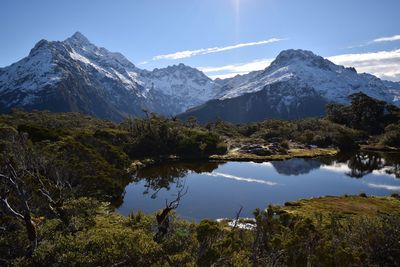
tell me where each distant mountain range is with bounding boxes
[1,32,399,122]
[180,49,400,123]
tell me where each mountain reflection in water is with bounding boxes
[117,152,400,220]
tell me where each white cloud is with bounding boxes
[200,48,400,82]
[367,183,400,191]
[208,73,248,80]
[328,49,400,64]
[137,60,149,65]
[372,167,399,179]
[372,35,400,43]
[328,49,400,81]
[320,163,352,174]
[204,172,278,186]
[152,38,284,60]
[346,34,400,48]
[199,58,272,79]
[199,58,272,74]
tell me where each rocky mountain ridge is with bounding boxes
[1,33,399,122]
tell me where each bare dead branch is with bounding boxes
[1,198,24,220]
[232,206,244,230]
[0,173,16,187]
[166,186,188,210]
[37,178,69,224]
[0,171,37,255]
[38,188,55,205]
[0,134,40,255]
[111,260,128,267]
[156,186,189,237]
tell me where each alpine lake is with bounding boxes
[117,151,400,221]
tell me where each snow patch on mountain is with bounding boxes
[63,32,221,110]
[219,49,400,106]
[139,63,221,112]
[1,34,400,120]
[65,32,144,96]
[0,40,60,94]
[0,32,222,115]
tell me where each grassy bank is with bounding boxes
[360,144,400,152]
[210,147,338,161]
[279,195,400,221]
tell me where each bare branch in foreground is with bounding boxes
[156,186,188,237]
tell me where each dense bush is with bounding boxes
[380,123,400,147]
[1,109,400,266]
[295,119,363,148]
[327,92,400,134]
[238,118,364,150]
[122,115,226,158]
[177,129,227,158]
[3,196,398,266]
[17,124,62,142]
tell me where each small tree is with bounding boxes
[0,135,38,255]
[155,186,188,238]
[0,134,71,256]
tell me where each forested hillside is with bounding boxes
[1,93,400,266]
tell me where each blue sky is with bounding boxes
[1,0,400,80]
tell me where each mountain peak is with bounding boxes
[274,49,320,63]
[65,31,92,47]
[168,63,190,69]
[159,63,200,74]
[269,49,334,71]
[70,31,89,41]
[28,39,51,56]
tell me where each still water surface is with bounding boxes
[117,152,400,221]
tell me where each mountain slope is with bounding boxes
[0,33,148,120]
[180,81,328,123]
[1,36,400,123]
[180,49,400,123]
[140,63,221,114]
[0,32,220,120]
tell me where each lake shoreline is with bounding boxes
[128,145,400,169]
[360,144,400,153]
[209,147,338,161]
[218,194,400,227]
[127,147,339,171]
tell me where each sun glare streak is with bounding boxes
[235,0,240,17]
[234,0,240,39]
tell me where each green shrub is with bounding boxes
[380,124,400,147]
[17,124,61,142]
[327,92,400,134]
[178,129,227,158]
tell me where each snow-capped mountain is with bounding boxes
[140,63,221,114]
[0,32,145,121]
[214,69,263,91]
[0,32,220,120]
[219,49,400,104]
[180,49,400,123]
[1,34,400,123]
